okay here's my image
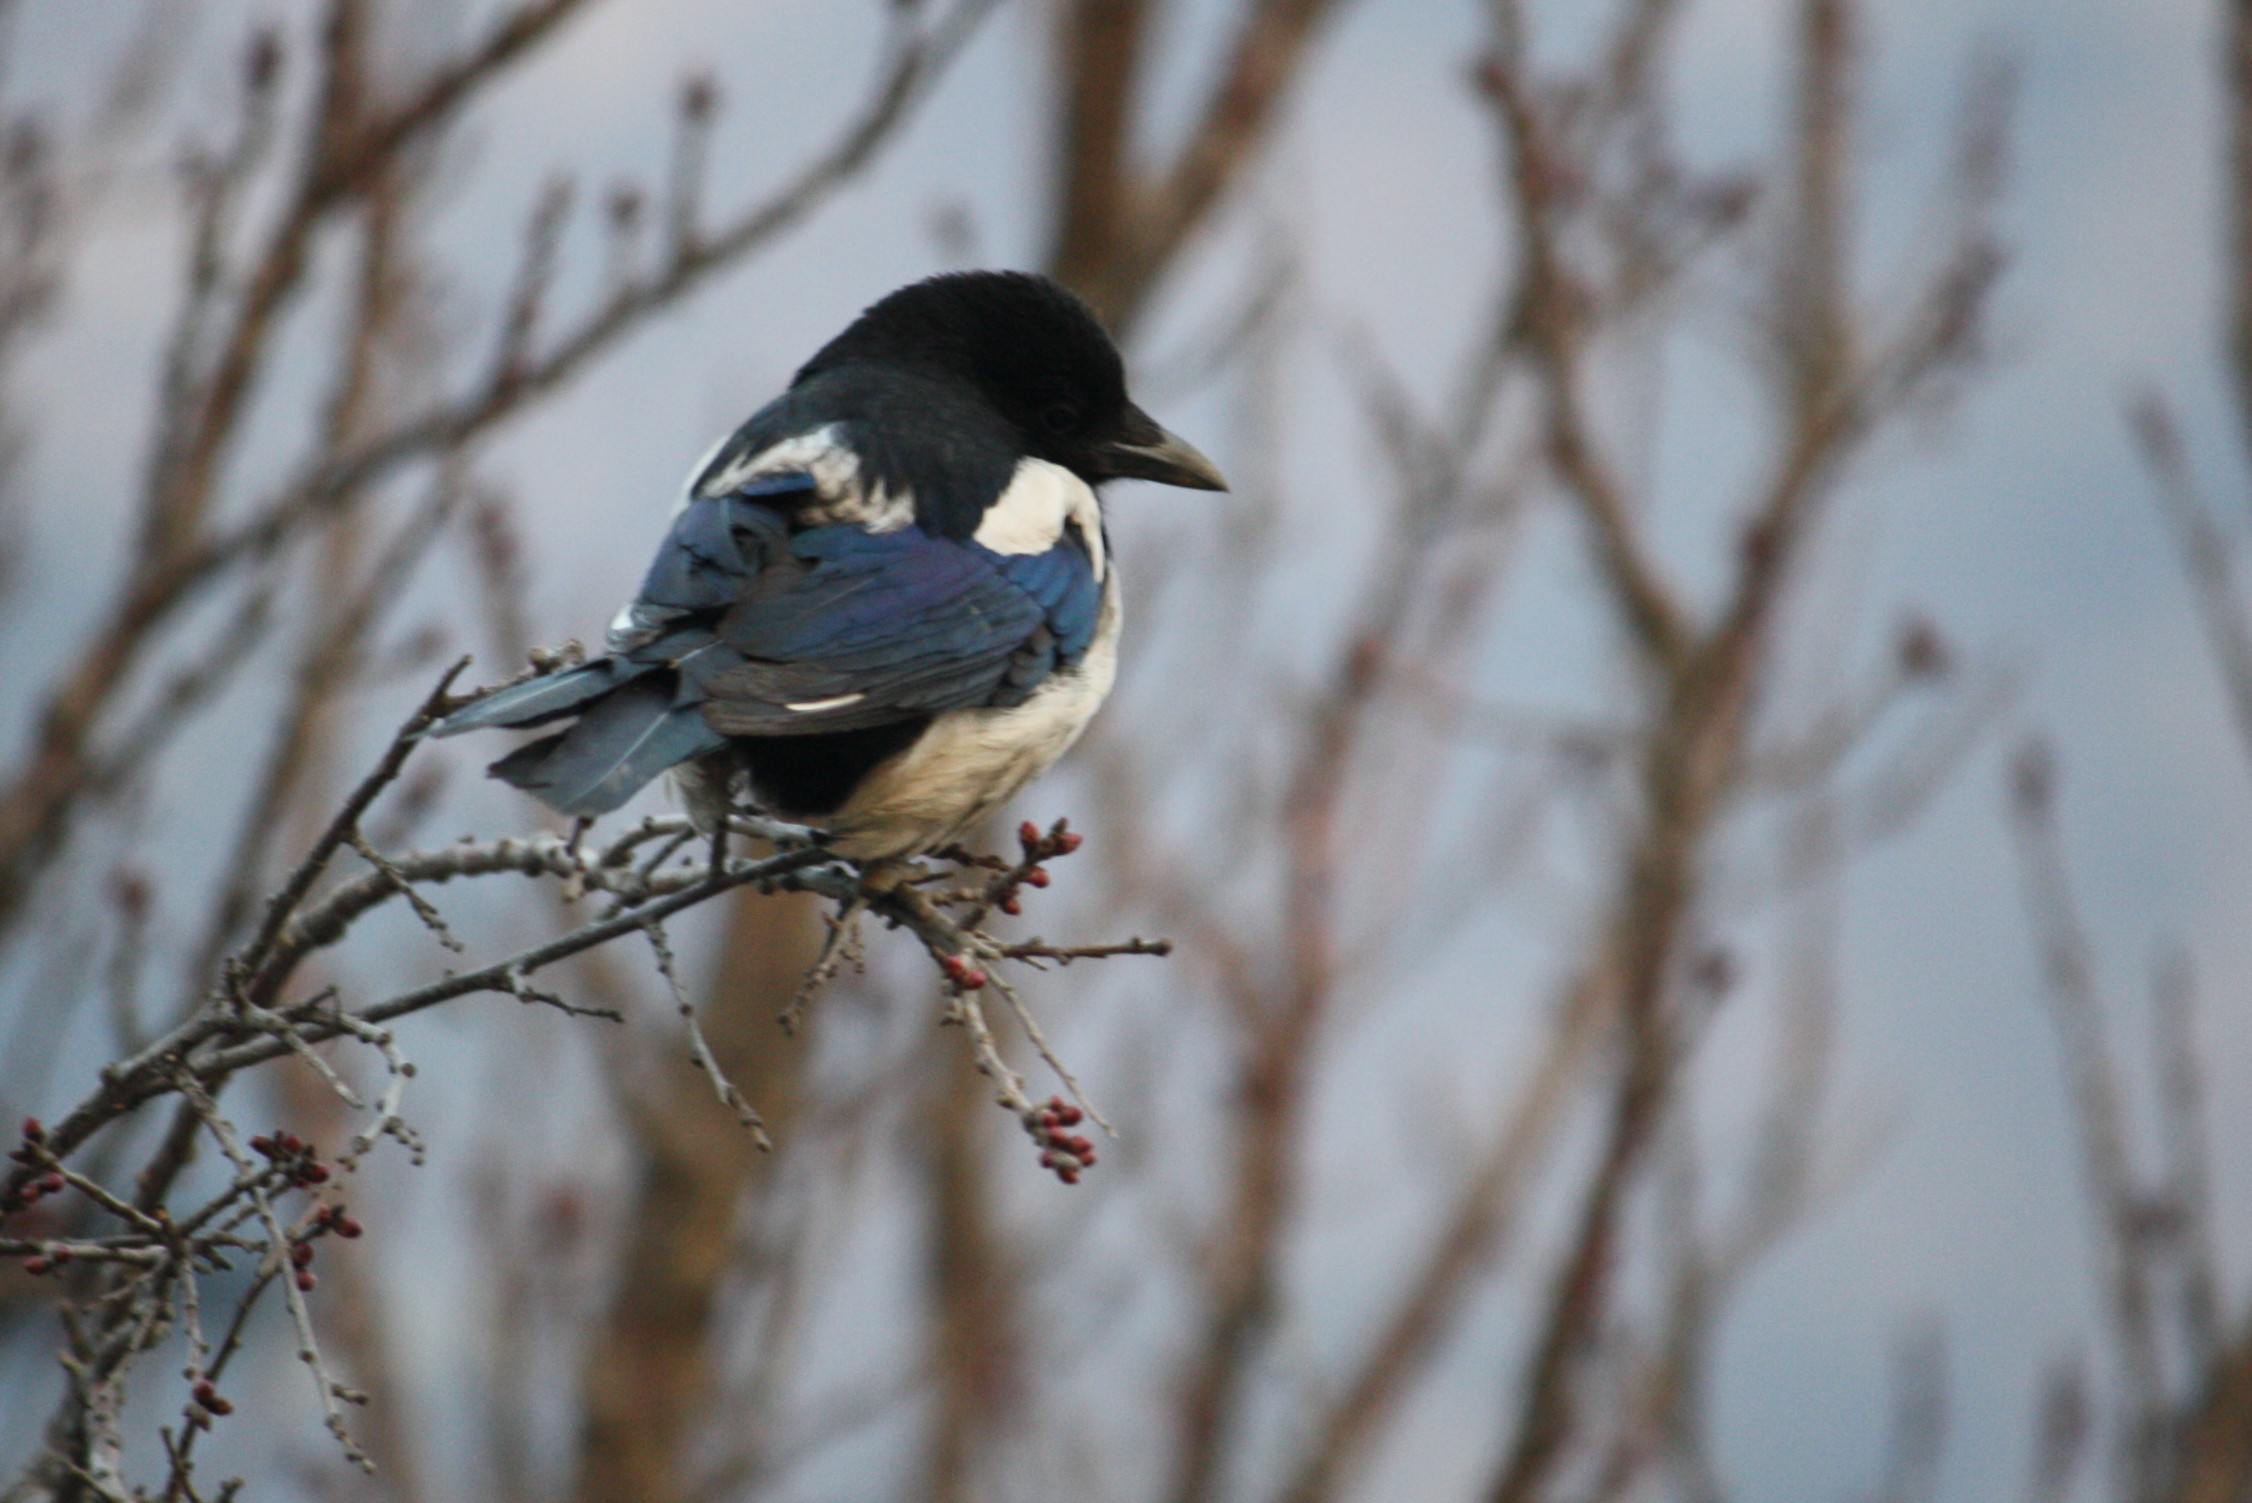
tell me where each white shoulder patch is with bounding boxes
[973,458,1106,581]
[696,424,857,500]
[688,424,912,533]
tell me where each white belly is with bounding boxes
[815,581,1120,860]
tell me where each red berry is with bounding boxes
[336,1216,363,1239]
[295,1269,317,1293]
[1055,831,1083,855]
[22,1256,47,1275]
[249,1136,273,1156]
[1025,867,1050,888]
[38,1172,62,1195]
[999,894,1021,916]
[20,1117,42,1143]
[1058,1167,1080,1185]
[207,1394,234,1416]
[193,1380,217,1403]
[1018,820,1041,849]
[300,1162,330,1185]
[291,1242,314,1267]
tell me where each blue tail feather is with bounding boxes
[428,661,629,737]
[484,673,726,816]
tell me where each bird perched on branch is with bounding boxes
[430,270,1225,859]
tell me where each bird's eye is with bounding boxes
[1041,403,1079,433]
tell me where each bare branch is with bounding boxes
[2003,738,2167,1500]
[2134,394,2252,780]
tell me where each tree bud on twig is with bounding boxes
[107,866,151,919]
[2011,738,2054,818]
[1896,614,1949,679]
[243,27,281,93]
[939,954,987,990]
[680,74,719,123]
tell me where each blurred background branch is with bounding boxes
[0,0,2243,1501]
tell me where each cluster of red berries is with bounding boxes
[5,1118,66,1217]
[12,1120,73,1272]
[1030,1095,1096,1184]
[187,1378,235,1429]
[1019,819,1084,860]
[248,1130,331,1188]
[991,818,1083,917]
[286,1202,365,1292]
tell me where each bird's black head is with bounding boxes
[797,271,1226,492]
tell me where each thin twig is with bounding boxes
[643,916,772,1148]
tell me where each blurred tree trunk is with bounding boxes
[2228,0,2252,456]
[572,887,821,1503]
[922,1040,1024,1503]
[1048,0,1345,334]
[2167,5,2252,1497]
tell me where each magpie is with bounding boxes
[430,270,1225,860]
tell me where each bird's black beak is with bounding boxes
[1100,404,1229,491]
